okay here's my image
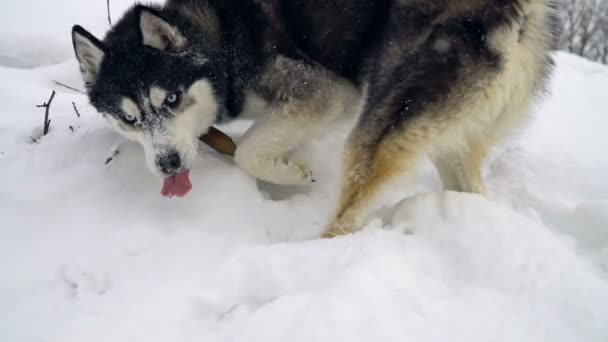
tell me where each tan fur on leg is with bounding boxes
[431,142,487,194]
[323,128,428,238]
[462,142,487,194]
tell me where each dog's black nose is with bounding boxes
[158,152,182,175]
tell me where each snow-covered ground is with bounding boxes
[1,1,608,341]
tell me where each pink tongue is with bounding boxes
[161,170,192,198]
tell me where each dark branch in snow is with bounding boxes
[72,102,81,118]
[105,149,120,165]
[52,81,85,94]
[107,0,112,26]
[36,90,56,136]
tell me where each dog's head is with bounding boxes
[72,5,225,179]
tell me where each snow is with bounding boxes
[1,2,608,341]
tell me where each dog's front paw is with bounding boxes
[234,148,315,186]
[271,157,315,185]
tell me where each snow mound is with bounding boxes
[196,192,608,342]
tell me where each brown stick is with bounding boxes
[36,90,56,136]
[199,127,236,156]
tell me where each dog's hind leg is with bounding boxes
[431,142,488,194]
[430,152,462,192]
[323,120,432,238]
[462,142,488,194]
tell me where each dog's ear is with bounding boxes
[138,7,186,51]
[72,25,105,89]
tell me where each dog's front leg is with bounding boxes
[234,57,353,185]
[235,95,347,185]
[234,100,319,185]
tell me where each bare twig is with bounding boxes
[558,0,608,64]
[107,0,112,26]
[72,102,81,118]
[105,150,120,165]
[36,90,56,136]
[53,80,85,94]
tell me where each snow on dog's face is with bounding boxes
[107,81,217,178]
[71,6,225,182]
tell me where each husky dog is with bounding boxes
[72,0,557,237]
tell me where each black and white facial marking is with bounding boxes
[72,6,224,177]
[106,80,218,176]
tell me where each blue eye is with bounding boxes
[164,92,181,107]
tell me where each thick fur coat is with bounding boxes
[72,0,558,237]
